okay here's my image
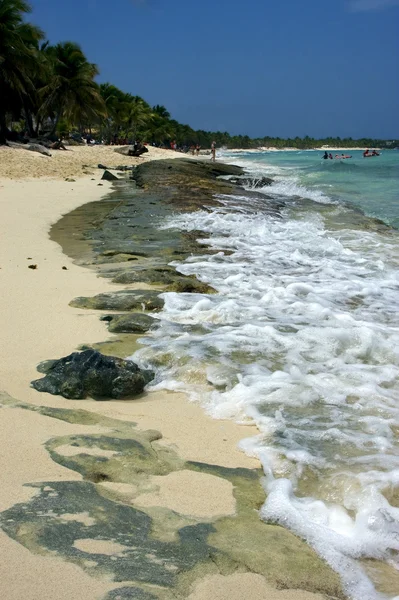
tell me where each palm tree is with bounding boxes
[39,41,105,136]
[126,95,151,140]
[0,0,44,143]
[152,104,170,119]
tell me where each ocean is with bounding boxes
[132,149,399,600]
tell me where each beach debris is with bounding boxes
[98,163,107,169]
[28,264,38,269]
[62,266,68,270]
[31,349,153,400]
[97,183,103,186]
[27,257,32,259]
[101,170,119,181]
[65,178,76,182]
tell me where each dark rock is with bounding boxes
[31,349,153,400]
[65,178,76,182]
[98,163,108,169]
[102,170,119,181]
[106,313,157,334]
[28,264,37,269]
[115,146,149,157]
[70,290,164,312]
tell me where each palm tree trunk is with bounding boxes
[23,104,35,137]
[49,107,63,137]
[0,111,8,145]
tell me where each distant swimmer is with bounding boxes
[335,153,352,159]
[323,151,328,159]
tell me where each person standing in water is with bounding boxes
[211,140,216,161]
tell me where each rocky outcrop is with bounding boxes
[31,349,153,399]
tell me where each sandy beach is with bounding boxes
[0,145,342,600]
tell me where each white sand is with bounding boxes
[0,144,186,180]
[133,470,236,519]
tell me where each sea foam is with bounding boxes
[132,161,399,599]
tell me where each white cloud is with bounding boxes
[348,0,399,11]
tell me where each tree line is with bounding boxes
[1,0,397,150]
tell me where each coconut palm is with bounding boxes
[0,0,44,142]
[152,104,170,119]
[126,95,151,140]
[39,41,105,135]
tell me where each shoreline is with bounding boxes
[225,146,380,152]
[0,148,344,599]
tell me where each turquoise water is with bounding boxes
[224,149,399,228]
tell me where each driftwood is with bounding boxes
[7,141,52,156]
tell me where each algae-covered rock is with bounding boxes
[31,349,153,399]
[112,268,215,294]
[104,313,157,334]
[70,290,164,311]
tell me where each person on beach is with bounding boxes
[50,138,68,150]
[196,144,201,156]
[211,140,216,161]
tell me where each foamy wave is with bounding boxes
[132,197,399,599]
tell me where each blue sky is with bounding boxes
[28,0,398,138]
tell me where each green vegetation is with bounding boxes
[1,0,397,149]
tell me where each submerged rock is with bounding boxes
[228,176,273,188]
[31,349,153,399]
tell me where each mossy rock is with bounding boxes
[70,290,164,312]
[104,313,157,334]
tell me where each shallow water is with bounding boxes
[132,151,399,600]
